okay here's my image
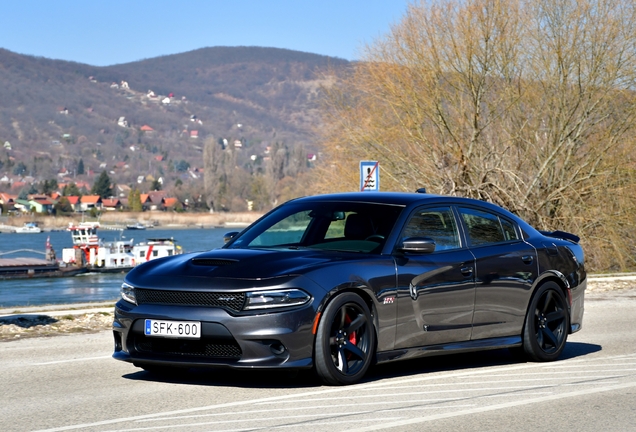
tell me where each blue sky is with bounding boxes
[0,1,412,66]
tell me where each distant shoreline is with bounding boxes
[0,211,263,232]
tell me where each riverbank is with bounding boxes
[0,211,263,231]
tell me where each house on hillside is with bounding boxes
[140,125,154,133]
[64,196,81,212]
[118,117,128,127]
[102,198,122,211]
[13,199,32,213]
[29,197,56,214]
[190,130,198,139]
[79,195,102,212]
[163,197,180,211]
[147,191,168,211]
[116,184,131,198]
[139,194,151,211]
[0,193,17,214]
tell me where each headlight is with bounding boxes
[244,289,311,310]
[120,282,137,305]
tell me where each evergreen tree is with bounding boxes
[129,189,143,212]
[151,178,162,191]
[77,159,85,175]
[91,171,113,198]
[63,182,82,197]
[54,197,74,215]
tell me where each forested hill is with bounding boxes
[0,46,348,195]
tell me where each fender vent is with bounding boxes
[191,258,238,267]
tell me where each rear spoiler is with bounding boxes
[539,230,580,244]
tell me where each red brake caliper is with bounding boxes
[345,313,357,356]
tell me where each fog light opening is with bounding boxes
[270,342,287,356]
[113,332,122,352]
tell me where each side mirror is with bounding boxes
[398,237,436,253]
[223,232,239,243]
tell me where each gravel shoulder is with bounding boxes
[1,276,635,342]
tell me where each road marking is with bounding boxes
[345,381,636,432]
[32,355,111,365]
[102,416,405,432]
[32,353,636,432]
[133,403,476,423]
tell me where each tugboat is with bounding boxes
[61,222,181,273]
[62,222,135,273]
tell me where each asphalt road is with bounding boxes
[2,288,635,432]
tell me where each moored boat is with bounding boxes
[14,222,42,234]
[126,222,146,230]
[133,238,182,265]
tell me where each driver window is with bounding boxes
[402,207,460,251]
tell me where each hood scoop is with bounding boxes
[191,258,239,267]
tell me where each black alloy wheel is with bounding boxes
[315,292,375,385]
[522,282,570,361]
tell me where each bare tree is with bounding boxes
[317,0,636,270]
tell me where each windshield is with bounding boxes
[226,201,403,253]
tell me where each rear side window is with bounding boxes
[459,207,518,246]
[401,207,460,251]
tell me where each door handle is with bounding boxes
[460,266,473,276]
[522,255,534,264]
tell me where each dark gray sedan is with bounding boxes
[113,192,586,385]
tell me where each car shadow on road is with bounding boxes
[123,367,322,388]
[368,342,602,382]
[121,342,602,388]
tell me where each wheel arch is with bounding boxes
[533,270,570,301]
[525,270,573,334]
[313,284,379,344]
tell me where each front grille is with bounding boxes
[134,336,242,359]
[136,289,245,312]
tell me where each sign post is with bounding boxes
[360,161,380,192]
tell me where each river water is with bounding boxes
[0,227,229,307]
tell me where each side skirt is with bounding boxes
[376,336,522,364]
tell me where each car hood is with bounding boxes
[125,247,362,289]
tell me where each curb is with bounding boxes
[0,301,116,320]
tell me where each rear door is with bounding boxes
[458,206,538,340]
[394,206,475,349]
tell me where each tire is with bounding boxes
[314,292,376,385]
[522,282,570,362]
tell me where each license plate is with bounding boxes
[144,319,201,339]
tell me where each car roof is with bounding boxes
[290,192,488,207]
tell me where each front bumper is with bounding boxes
[112,300,316,370]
